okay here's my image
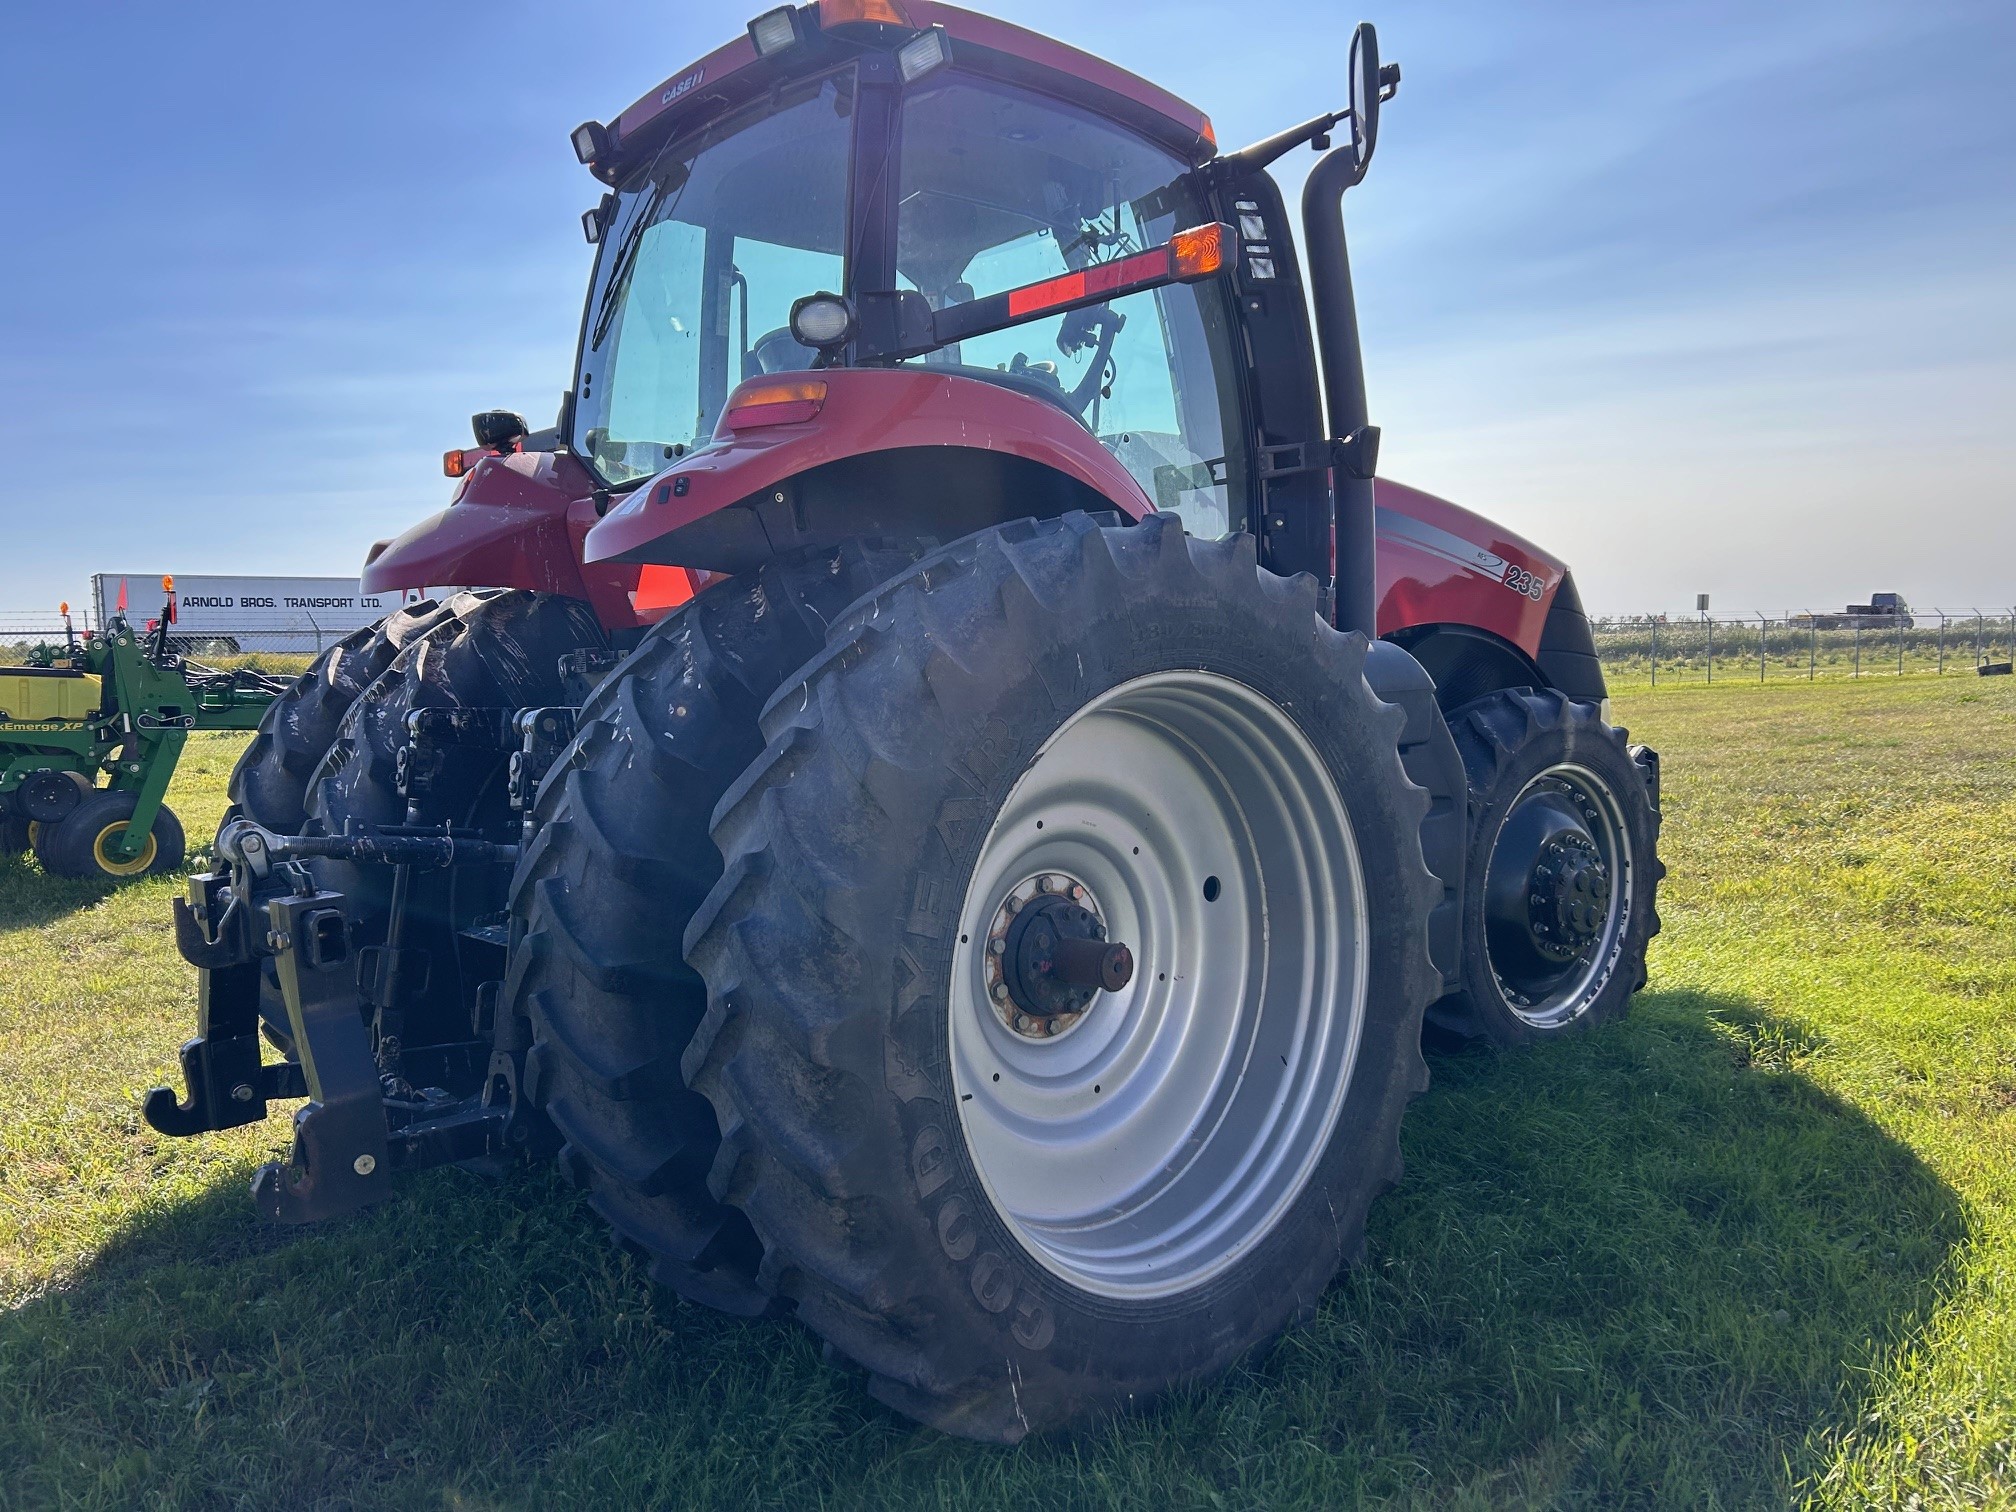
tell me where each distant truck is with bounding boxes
[1792,592,1915,631]
[87,575,420,654]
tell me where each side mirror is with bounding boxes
[471,410,529,451]
[1347,23,1400,179]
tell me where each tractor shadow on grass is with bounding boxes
[0,855,141,927]
[0,987,1967,1508]
[1199,984,1968,1505]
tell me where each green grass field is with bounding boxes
[3,675,2013,1509]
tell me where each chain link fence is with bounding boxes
[8,605,2014,690]
[1592,609,2016,687]
[0,612,347,662]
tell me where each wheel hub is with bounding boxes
[984,874,1135,1039]
[1528,831,1611,961]
[1480,763,1634,1026]
[950,670,1368,1300]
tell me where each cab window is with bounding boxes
[896,74,1246,537]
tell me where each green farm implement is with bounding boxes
[1,584,285,879]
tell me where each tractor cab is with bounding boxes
[560,0,1399,608]
[573,39,1240,538]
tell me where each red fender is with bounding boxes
[360,449,659,630]
[584,367,1152,567]
[1374,479,1566,660]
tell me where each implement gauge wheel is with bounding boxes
[1428,688,1663,1046]
[40,789,186,880]
[682,513,1440,1441]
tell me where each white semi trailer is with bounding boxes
[88,575,423,653]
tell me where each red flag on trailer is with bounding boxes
[116,578,128,611]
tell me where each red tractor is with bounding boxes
[150,1,1661,1441]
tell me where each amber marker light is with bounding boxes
[720,376,829,433]
[817,0,914,27]
[1170,221,1231,280]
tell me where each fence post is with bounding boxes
[1897,614,1905,675]
[1977,611,1985,669]
[1650,617,1658,688]
[1758,613,1767,683]
[1706,616,1714,685]
[1854,624,1861,678]
[1938,613,1946,675]
[1809,619,1816,680]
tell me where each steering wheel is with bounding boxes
[1004,306,1125,422]
[1058,306,1125,418]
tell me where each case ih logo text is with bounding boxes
[660,69,703,106]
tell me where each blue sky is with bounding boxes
[2,0,2010,614]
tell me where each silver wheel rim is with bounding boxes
[1486,762,1635,1029]
[948,670,1368,1301]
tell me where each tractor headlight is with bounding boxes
[791,293,855,350]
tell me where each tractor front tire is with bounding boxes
[682,513,1441,1441]
[507,539,927,1315]
[40,789,186,880]
[1426,688,1663,1047]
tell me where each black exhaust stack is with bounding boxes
[1301,23,1398,639]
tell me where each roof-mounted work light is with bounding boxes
[897,25,952,82]
[570,120,609,166]
[747,5,810,55]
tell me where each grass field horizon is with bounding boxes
[3,674,2013,1508]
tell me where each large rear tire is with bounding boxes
[1425,688,1663,1046]
[682,514,1440,1441]
[505,540,928,1314]
[293,590,607,1045]
[228,599,459,835]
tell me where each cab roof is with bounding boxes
[610,2,1216,165]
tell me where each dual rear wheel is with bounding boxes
[218,514,1661,1438]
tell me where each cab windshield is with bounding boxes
[572,75,854,486]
